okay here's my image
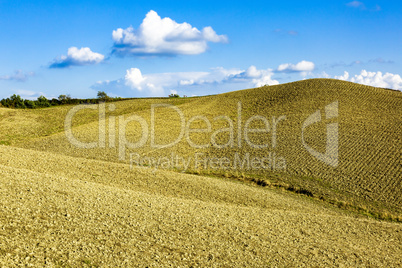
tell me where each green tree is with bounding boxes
[36,95,50,108]
[58,94,67,102]
[58,94,72,104]
[0,97,11,107]
[24,99,36,109]
[10,94,26,108]
[97,91,109,101]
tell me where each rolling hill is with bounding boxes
[0,78,401,266]
[5,78,401,219]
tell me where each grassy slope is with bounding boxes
[7,79,401,220]
[0,145,401,266]
[0,97,193,145]
[1,79,401,265]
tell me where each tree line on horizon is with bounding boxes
[0,91,185,109]
[0,91,122,109]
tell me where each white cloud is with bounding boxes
[202,26,227,43]
[241,66,279,87]
[277,60,315,73]
[253,75,279,87]
[245,65,262,78]
[0,70,34,82]
[332,70,402,90]
[94,65,280,97]
[334,71,349,80]
[125,68,146,90]
[124,68,163,95]
[179,79,195,86]
[96,66,402,98]
[112,10,228,56]
[226,66,278,85]
[349,70,402,90]
[50,47,104,68]
[122,68,218,95]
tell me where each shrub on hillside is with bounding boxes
[36,95,50,108]
[97,91,110,101]
[7,94,26,108]
[58,94,72,104]
[24,99,36,109]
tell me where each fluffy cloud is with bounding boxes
[112,10,228,56]
[245,65,262,78]
[334,71,349,80]
[335,70,402,90]
[228,66,279,87]
[253,75,279,87]
[96,66,402,97]
[125,68,147,90]
[93,66,279,97]
[50,47,105,68]
[122,68,228,96]
[0,70,34,82]
[277,60,315,73]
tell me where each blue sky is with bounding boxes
[0,0,401,99]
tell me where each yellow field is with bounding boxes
[0,78,401,266]
[6,78,400,219]
[1,145,401,266]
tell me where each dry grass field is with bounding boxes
[1,78,401,266]
[1,145,401,266]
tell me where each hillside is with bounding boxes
[0,78,401,265]
[5,78,400,220]
[0,145,401,266]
